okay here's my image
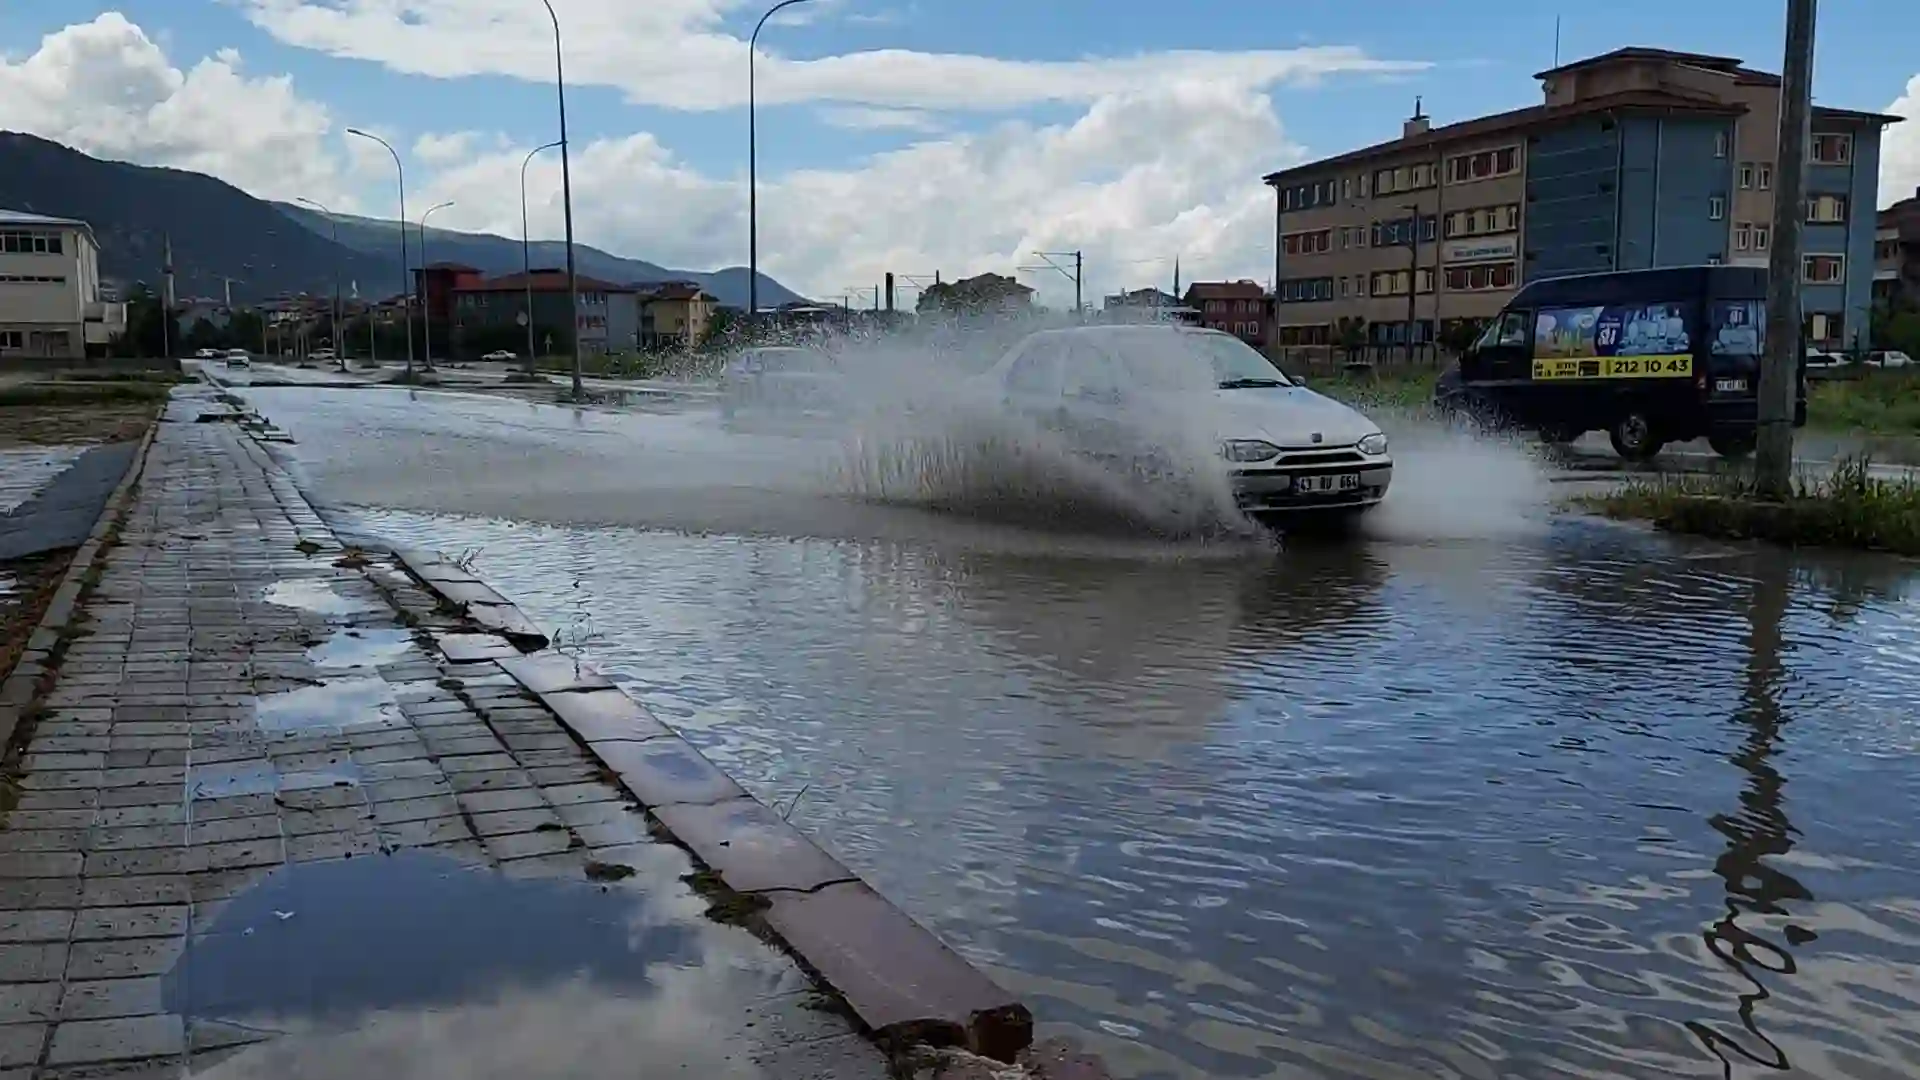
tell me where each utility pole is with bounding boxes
[1022,251,1084,318]
[1757,0,1816,499]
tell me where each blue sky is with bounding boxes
[3,1,1917,301]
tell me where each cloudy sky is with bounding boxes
[3,0,1918,306]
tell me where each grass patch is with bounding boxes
[0,382,174,407]
[1579,455,1920,554]
[1303,367,1440,411]
[55,370,186,385]
[1806,371,1920,435]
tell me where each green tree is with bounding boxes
[1334,316,1367,364]
[1439,317,1485,358]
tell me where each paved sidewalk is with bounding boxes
[0,389,888,1078]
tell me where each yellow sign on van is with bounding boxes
[1532,355,1693,380]
[1532,303,1695,381]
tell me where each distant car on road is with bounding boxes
[310,349,335,363]
[223,349,251,368]
[193,348,220,360]
[980,324,1393,521]
[1865,349,1914,369]
[1803,348,1850,379]
[481,350,518,362]
[719,346,846,422]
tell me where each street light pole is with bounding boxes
[1757,0,1817,498]
[521,139,563,373]
[1402,202,1421,363]
[347,127,413,376]
[539,0,584,400]
[419,201,454,369]
[295,197,345,370]
[750,0,814,328]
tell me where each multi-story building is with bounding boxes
[450,269,639,356]
[1875,187,1920,312]
[1261,47,1900,356]
[1183,281,1273,348]
[0,208,123,361]
[638,282,718,349]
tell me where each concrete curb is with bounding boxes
[390,547,551,651]
[483,649,1034,1062]
[0,400,164,748]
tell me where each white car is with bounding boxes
[193,348,219,360]
[223,348,251,367]
[981,325,1392,518]
[1803,348,1850,378]
[1866,349,1913,369]
[719,346,845,421]
[481,350,518,362]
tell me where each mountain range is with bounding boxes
[0,132,804,308]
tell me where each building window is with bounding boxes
[1442,261,1517,292]
[1443,203,1519,239]
[1281,229,1333,256]
[1808,194,1848,223]
[0,331,20,350]
[1754,224,1771,251]
[1342,177,1352,200]
[1757,163,1772,190]
[1735,223,1752,251]
[1714,131,1729,158]
[1812,133,1852,165]
[1709,195,1725,221]
[1739,163,1754,189]
[1415,268,1434,293]
[1445,145,1520,184]
[0,231,63,254]
[1358,173,1370,198]
[1803,254,1845,284]
[1807,312,1842,342]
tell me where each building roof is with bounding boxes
[1532,47,1744,82]
[1184,281,1267,301]
[642,282,713,301]
[1813,104,1906,126]
[421,261,483,272]
[0,207,86,228]
[454,271,637,293]
[1262,88,1743,184]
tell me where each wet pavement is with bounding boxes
[0,444,140,561]
[0,389,887,1078]
[236,384,1920,1079]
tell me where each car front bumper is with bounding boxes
[1232,460,1393,513]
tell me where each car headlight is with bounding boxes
[1357,432,1389,456]
[1221,439,1281,463]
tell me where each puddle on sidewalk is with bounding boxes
[263,578,383,617]
[309,628,416,670]
[254,677,404,736]
[190,758,362,800]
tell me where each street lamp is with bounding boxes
[346,127,414,376]
[539,0,583,400]
[749,0,813,327]
[521,139,563,373]
[419,201,454,368]
[295,197,346,370]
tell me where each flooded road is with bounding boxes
[237,385,1920,1080]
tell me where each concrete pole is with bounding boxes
[1756,0,1816,498]
[419,201,453,369]
[541,0,584,399]
[521,141,561,373]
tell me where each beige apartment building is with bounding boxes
[1262,47,1898,356]
[0,208,123,362]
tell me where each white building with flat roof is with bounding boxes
[0,208,123,361]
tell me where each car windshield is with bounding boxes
[1094,331,1291,391]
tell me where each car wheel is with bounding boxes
[1607,410,1664,462]
[1708,432,1756,459]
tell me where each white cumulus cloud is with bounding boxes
[1881,73,1920,207]
[3,10,1356,304]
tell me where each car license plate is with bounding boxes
[1715,378,1748,393]
[1296,473,1359,494]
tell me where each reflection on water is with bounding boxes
[350,503,1920,1080]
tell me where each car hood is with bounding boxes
[1202,385,1380,446]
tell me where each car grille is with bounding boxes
[1272,448,1364,467]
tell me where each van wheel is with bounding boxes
[1608,411,1664,461]
[1708,432,1756,459]
[1538,425,1581,445]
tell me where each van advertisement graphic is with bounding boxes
[1531,303,1694,380]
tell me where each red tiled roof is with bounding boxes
[1262,89,1745,184]
[644,282,712,301]
[454,272,636,293]
[1184,281,1266,301]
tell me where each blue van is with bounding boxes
[1434,265,1807,460]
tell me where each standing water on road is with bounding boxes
[236,363,1920,1079]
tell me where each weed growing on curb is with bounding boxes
[1581,455,1920,554]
